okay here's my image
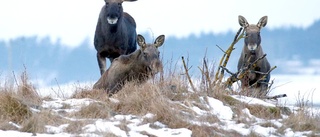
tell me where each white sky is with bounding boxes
[1,0,320,47]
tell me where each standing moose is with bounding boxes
[93,34,165,96]
[237,15,271,96]
[94,0,138,75]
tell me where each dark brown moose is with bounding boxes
[93,34,165,95]
[237,15,271,96]
[94,0,138,75]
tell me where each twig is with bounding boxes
[237,54,267,80]
[266,79,274,95]
[182,56,197,92]
[220,66,236,76]
[249,54,267,68]
[203,59,212,85]
[198,58,212,94]
[216,45,227,54]
[219,66,238,89]
[249,66,277,88]
[12,71,19,87]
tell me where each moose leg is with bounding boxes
[260,73,270,96]
[97,53,106,75]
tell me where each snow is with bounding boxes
[82,114,193,137]
[270,74,320,106]
[232,95,276,107]
[207,97,233,120]
[46,124,69,134]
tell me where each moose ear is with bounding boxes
[238,15,249,28]
[257,16,268,28]
[137,34,147,49]
[154,35,165,48]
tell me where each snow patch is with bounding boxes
[207,97,233,120]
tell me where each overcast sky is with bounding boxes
[1,0,320,47]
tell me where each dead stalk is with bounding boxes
[182,56,197,92]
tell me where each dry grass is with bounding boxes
[0,71,40,125]
[67,65,320,136]
[65,120,91,134]
[189,125,243,137]
[277,90,320,133]
[0,91,32,124]
[1,64,319,136]
[71,88,108,101]
[279,108,320,133]
[246,105,281,119]
[0,71,69,134]
[109,81,192,128]
[71,102,113,119]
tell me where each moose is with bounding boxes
[93,34,165,95]
[94,0,138,75]
[237,15,271,96]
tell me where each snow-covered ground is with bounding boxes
[1,95,319,137]
[1,74,319,136]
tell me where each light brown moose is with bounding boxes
[237,15,271,96]
[93,34,165,95]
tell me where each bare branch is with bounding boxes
[216,45,227,54]
[219,66,236,76]
[249,66,277,88]
[182,56,197,92]
[237,54,267,80]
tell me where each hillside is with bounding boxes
[0,71,319,137]
[1,20,320,86]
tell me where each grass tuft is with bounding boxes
[0,90,33,124]
[71,102,113,119]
